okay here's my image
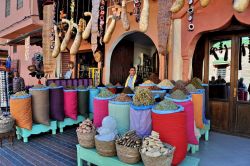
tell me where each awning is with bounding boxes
[7,28,42,46]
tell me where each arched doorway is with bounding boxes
[192,18,250,137]
[109,32,158,85]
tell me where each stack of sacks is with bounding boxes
[76,119,96,148]
[140,131,175,166]
[30,85,50,125]
[108,93,132,134]
[152,99,187,165]
[64,87,78,120]
[10,91,32,130]
[93,89,116,127]
[49,83,64,121]
[130,88,154,137]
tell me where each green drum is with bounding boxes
[108,100,131,134]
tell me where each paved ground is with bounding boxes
[191,132,250,166]
[0,126,250,166]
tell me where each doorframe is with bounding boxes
[204,31,250,135]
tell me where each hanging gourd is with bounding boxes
[52,25,61,58]
[139,0,149,33]
[233,0,250,13]
[121,0,130,31]
[60,19,73,51]
[70,19,86,55]
[82,12,92,40]
[170,0,184,13]
[103,15,116,44]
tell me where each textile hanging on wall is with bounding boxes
[25,36,30,61]
[42,4,56,77]
[157,0,172,56]
[91,0,101,53]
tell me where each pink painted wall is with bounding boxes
[0,0,42,39]
[173,0,250,80]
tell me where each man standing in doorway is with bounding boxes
[125,67,142,90]
[13,71,25,94]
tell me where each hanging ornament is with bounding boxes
[188,0,194,31]
[99,0,107,45]
[133,0,141,22]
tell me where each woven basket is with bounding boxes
[140,144,175,166]
[77,130,96,148]
[0,117,15,134]
[95,138,116,157]
[116,143,141,164]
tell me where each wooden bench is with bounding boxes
[16,120,57,143]
[0,129,15,147]
[76,144,200,166]
[58,115,84,133]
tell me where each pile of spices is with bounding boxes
[175,80,185,87]
[154,99,178,110]
[78,85,87,89]
[143,80,155,84]
[133,88,154,106]
[171,83,189,95]
[157,79,174,87]
[114,93,132,102]
[185,84,197,93]
[148,73,161,84]
[122,87,134,94]
[191,78,204,89]
[49,83,58,87]
[97,89,115,98]
[64,86,76,90]
[13,91,28,97]
[170,89,187,100]
[116,130,142,148]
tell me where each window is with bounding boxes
[13,45,17,53]
[5,0,10,17]
[17,0,23,9]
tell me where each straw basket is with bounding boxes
[140,144,175,166]
[0,118,14,133]
[77,130,95,148]
[116,143,141,164]
[95,138,116,157]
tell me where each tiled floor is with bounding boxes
[191,132,250,166]
[0,127,250,166]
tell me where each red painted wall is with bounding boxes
[173,0,250,80]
